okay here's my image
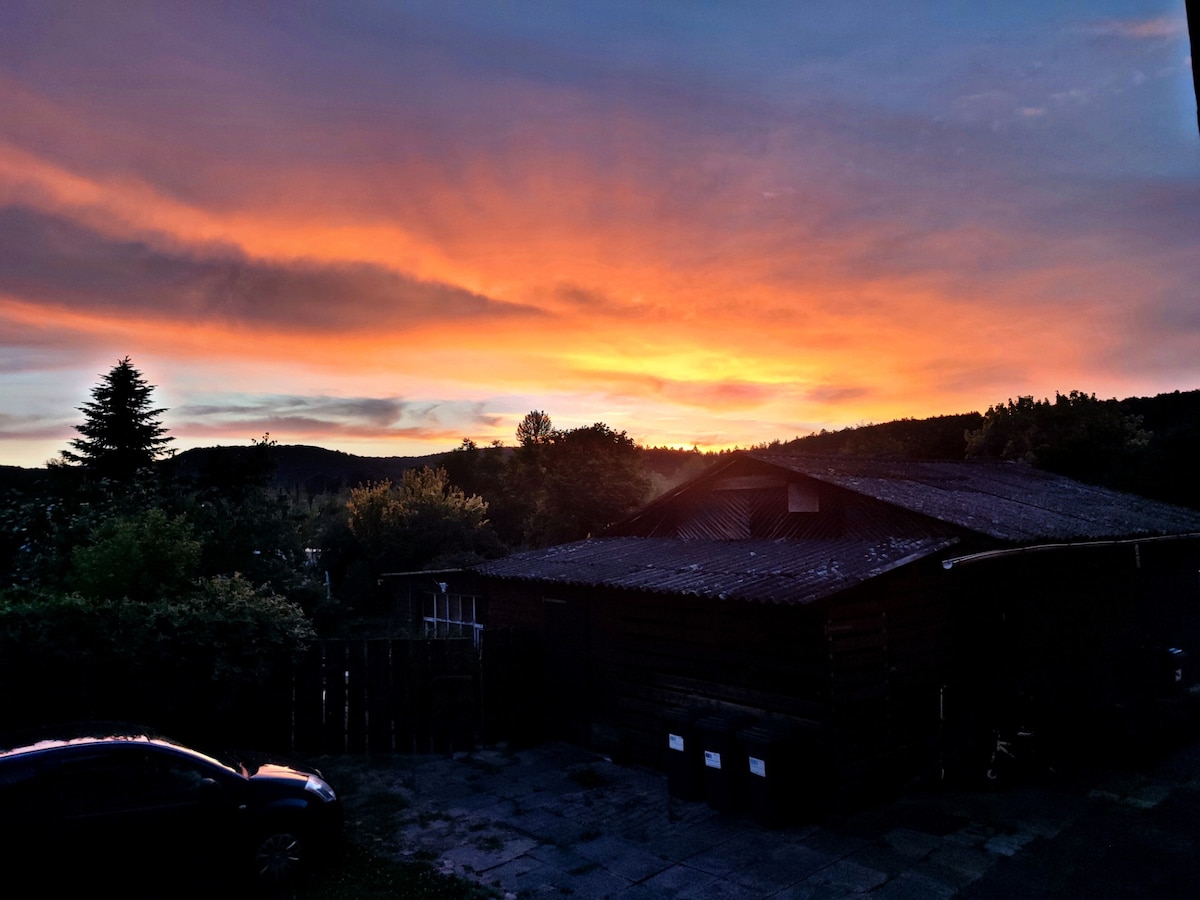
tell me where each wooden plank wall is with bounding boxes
[478,626,543,745]
[824,565,949,789]
[600,570,950,790]
[482,573,954,791]
[604,590,830,763]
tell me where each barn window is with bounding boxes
[424,592,483,646]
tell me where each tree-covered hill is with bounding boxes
[4,388,1198,508]
[168,443,448,497]
[781,412,985,459]
[782,389,1200,510]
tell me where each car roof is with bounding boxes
[0,723,232,774]
[0,721,158,755]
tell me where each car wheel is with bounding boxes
[254,830,304,884]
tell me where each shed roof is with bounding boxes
[475,534,958,605]
[475,454,1200,605]
[726,454,1200,543]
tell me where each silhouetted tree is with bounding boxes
[61,357,172,480]
[1118,390,1200,508]
[516,410,553,448]
[346,466,498,571]
[965,391,1149,483]
[528,423,651,545]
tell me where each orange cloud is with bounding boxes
[1,7,1197,471]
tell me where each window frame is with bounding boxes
[423,592,483,646]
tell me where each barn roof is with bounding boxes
[474,454,1200,604]
[742,454,1200,542]
[475,534,957,605]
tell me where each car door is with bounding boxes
[55,745,240,878]
[0,754,58,858]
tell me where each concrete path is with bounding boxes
[334,736,1200,898]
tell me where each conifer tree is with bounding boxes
[61,357,173,479]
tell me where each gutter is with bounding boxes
[941,531,1200,570]
[379,567,465,578]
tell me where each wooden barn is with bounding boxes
[473,452,1200,805]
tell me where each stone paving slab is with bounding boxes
[327,730,1200,899]
[574,834,672,882]
[797,858,889,894]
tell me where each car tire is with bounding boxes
[254,829,305,885]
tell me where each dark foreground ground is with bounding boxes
[319,717,1200,899]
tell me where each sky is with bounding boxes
[1,2,1197,468]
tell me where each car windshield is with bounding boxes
[206,748,252,777]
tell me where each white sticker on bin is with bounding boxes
[668,733,685,752]
[704,750,722,769]
[749,756,766,777]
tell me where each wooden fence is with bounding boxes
[290,629,539,755]
[0,631,538,757]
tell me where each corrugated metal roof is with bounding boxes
[475,535,958,605]
[745,454,1200,542]
[475,454,1200,605]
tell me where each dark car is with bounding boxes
[0,723,342,889]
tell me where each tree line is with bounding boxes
[781,389,1200,510]
[2,358,1196,737]
[0,361,663,736]
[319,412,657,618]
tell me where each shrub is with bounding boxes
[0,577,314,741]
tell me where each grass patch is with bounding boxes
[280,844,497,900]
[285,756,493,899]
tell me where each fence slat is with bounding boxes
[393,639,415,752]
[367,640,393,752]
[293,642,325,752]
[322,640,349,753]
[346,640,368,753]
[412,640,433,753]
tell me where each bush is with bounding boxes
[66,508,201,603]
[0,577,314,742]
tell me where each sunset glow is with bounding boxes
[2,2,1197,466]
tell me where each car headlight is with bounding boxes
[305,775,337,802]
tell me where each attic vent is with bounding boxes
[710,475,819,513]
[714,475,786,491]
[788,482,819,513]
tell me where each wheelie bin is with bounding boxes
[697,713,751,813]
[663,708,705,801]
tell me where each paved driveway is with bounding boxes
[327,735,1200,898]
